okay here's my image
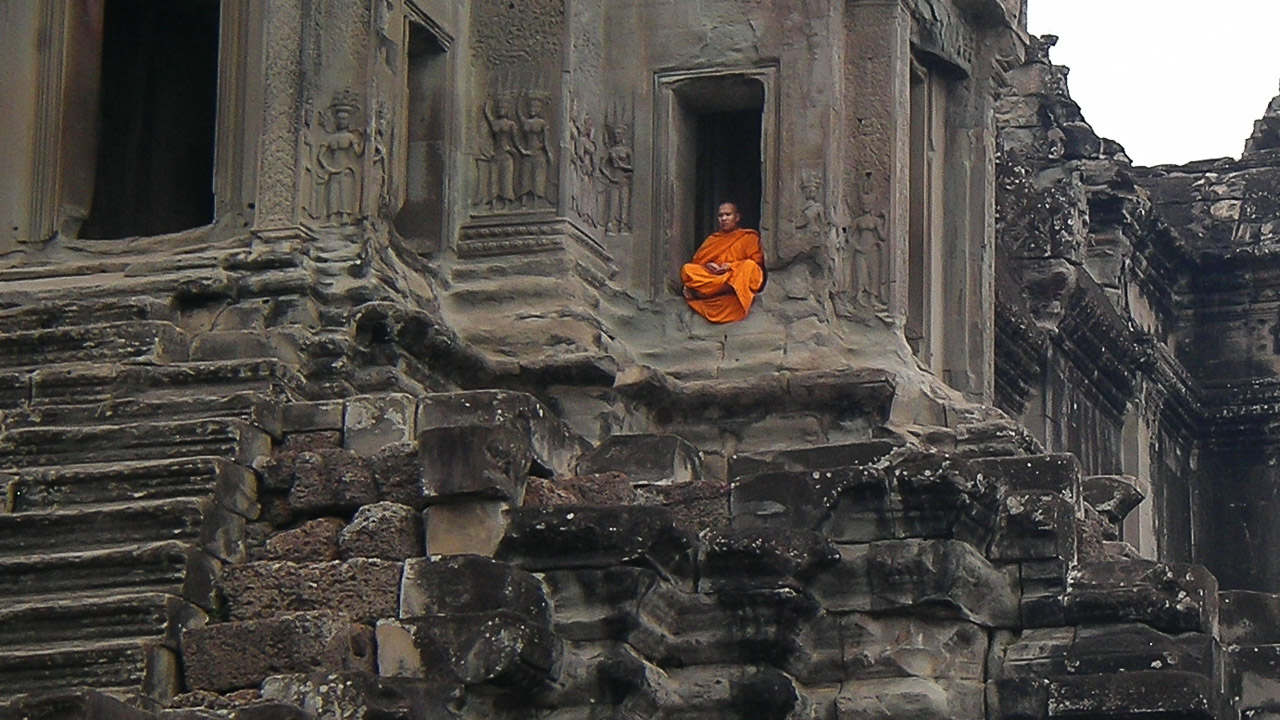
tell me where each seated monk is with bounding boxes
[681,202,766,323]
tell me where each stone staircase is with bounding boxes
[0,292,291,701]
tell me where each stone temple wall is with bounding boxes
[4,1,1280,719]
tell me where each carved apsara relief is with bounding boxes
[850,172,887,308]
[602,107,634,235]
[568,102,600,227]
[475,82,557,212]
[306,89,366,226]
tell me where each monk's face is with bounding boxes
[716,204,740,233]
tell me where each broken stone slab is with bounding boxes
[416,425,532,504]
[835,676,984,720]
[1047,671,1215,719]
[280,401,344,434]
[1220,590,1280,645]
[538,566,658,641]
[343,394,417,456]
[218,559,401,624]
[423,500,508,557]
[1229,645,1280,713]
[659,665,807,719]
[700,527,840,592]
[339,502,423,561]
[576,434,702,485]
[1081,474,1145,526]
[1064,560,1218,634]
[182,611,374,693]
[989,491,1077,562]
[496,506,695,579]
[727,438,902,478]
[810,539,1019,627]
[970,453,1082,503]
[400,555,550,624]
[417,390,589,478]
[987,676,1051,720]
[786,613,988,686]
[730,465,885,533]
[997,623,1214,679]
[376,612,559,694]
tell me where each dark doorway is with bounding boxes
[694,109,762,242]
[81,0,220,239]
[393,22,449,252]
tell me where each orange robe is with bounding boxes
[681,228,766,323]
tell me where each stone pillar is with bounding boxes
[843,0,911,318]
[0,1,104,247]
[251,0,311,242]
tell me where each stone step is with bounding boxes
[0,592,199,651]
[0,637,155,700]
[0,296,175,333]
[0,541,201,604]
[0,321,188,370]
[27,358,295,407]
[7,456,255,515]
[0,418,271,469]
[0,498,225,562]
[2,389,277,433]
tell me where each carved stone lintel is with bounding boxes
[458,217,613,267]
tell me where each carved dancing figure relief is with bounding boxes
[568,104,600,227]
[314,89,365,225]
[519,92,554,207]
[795,171,825,236]
[483,93,523,211]
[602,120,634,235]
[852,176,887,307]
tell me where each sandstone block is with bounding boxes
[423,500,508,557]
[400,555,549,623]
[182,611,374,692]
[701,527,839,592]
[1064,560,1218,633]
[1047,671,1214,719]
[344,394,417,456]
[539,566,657,641]
[417,425,532,503]
[281,401,344,433]
[836,677,983,720]
[497,506,695,578]
[811,539,1018,627]
[1080,475,1146,526]
[990,492,1077,562]
[728,438,901,477]
[219,559,401,624]
[576,434,701,485]
[1221,590,1280,645]
[376,613,558,693]
[417,390,588,478]
[340,502,423,560]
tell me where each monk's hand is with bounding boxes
[705,262,730,275]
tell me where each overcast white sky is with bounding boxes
[1026,1,1280,166]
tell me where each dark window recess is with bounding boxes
[81,0,220,239]
[694,109,762,241]
[393,24,449,251]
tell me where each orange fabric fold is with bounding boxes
[681,228,765,323]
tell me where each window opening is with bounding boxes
[694,109,762,242]
[81,0,220,239]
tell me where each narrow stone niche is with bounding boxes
[394,21,449,251]
[81,0,220,240]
